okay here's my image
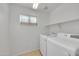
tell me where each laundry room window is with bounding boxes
[20,15,37,24]
[20,15,29,23]
[30,16,37,23]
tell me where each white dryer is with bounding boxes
[40,34,47,56]
[40,33,57,56]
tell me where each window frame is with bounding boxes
[20,14,37,25]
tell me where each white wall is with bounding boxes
[9,4,50,55]
[47,24,61,33]
[49,3,79,34]
[0,4,10,55]
[60,20,79,34]
[50,3,79,24]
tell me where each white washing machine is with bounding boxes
[47,35,79,56]
[47,38,70,56]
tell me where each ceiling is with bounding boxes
[15,3,62,13]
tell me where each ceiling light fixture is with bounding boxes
[33,3,39,9]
